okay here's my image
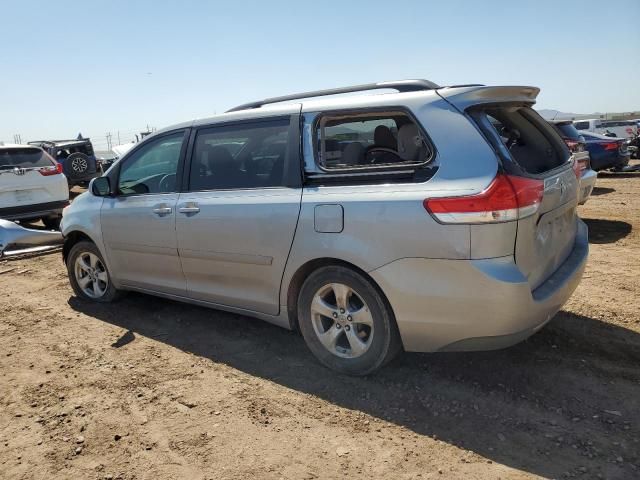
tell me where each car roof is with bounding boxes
[151,82,538,141]
[0,143,41,150]
[29,139,91,147]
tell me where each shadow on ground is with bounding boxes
[69,294,640,479]
[583,218,632,244]
[591,186,615,196]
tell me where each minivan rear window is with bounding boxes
[471,106,569,175]
[0,148,54,169]
[573,121,590,130]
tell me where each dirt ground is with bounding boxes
[1,172,639,480]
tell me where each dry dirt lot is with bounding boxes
[1,173,639,480]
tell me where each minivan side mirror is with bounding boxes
[91,176,111,196]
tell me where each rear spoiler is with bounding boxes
[437,85,540,110]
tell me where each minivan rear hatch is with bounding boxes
[440,86,579,290]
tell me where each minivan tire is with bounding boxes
[297,266,402,375]
[67,241,121,303]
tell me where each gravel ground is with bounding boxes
[1,172,639,480]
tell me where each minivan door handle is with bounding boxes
[178,202,200,215]
[152,204,173,216]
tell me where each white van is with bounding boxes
[573,119,638,138]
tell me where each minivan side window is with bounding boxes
[189,118,290,191]
[118,131,184,195]
[314,110,433,170]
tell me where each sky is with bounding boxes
[1,0,639,150]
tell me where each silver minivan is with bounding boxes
[61,80,588,375]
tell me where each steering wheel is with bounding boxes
[363,146,403,164]
[158,173,175,192]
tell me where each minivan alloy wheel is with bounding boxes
[74,252,109,299]
[310,283,374,358]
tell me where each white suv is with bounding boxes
[0,144,69,229]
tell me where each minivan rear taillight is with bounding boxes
[39,162,63,176]
[424,174,543,224]
[564,140,585,153]
[572,156,590,178]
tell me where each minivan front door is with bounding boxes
[101,130,188,295]
[176,116,302,316]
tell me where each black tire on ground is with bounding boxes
[66,241,121,303]
[41,216,61,230]
[297,265,402,375]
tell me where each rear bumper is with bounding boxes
[0,200,68,221]
[578,169,597,204]
[369,219,589,352]
[590,152,630,171]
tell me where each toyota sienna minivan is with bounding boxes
[61,80,588,375]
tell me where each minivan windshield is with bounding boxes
[0,148,53,169]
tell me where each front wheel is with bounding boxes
[67,241,121,302]
[297,266,401,375]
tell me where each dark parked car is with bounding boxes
[548,120,591,174]
[28,138,100,186]
[580,131,630,171]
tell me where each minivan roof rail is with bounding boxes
[226,79,442,113]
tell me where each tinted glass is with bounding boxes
[554,123,582,140]
[0,148,53,169]
[573,121,589,130]
[118,132,184,195]
[315,111,432,169]
[601,121,634,127]
[189,118,289,191]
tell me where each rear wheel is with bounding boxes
[42,216,61,230]
[297,266,401,375]
[67,241,121,302]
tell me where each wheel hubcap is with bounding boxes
[72,157,87,172]
[74,252,108,299]
[310,283,374,359]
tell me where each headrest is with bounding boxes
[397,124,423,161]
[374,125,397,149]
[341,142,364,166]
[206,145,235,168]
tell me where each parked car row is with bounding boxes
[573,118,638,139]
[6,79,632,373]
[28,138,100,187]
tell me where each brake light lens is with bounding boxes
[564,140,585,152]
[572,156,590,178]
[39,162,63,176]
[602,142,619,151]
[424,174,544,224]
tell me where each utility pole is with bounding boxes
[106,132,112,151]
[117,131,121,146]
